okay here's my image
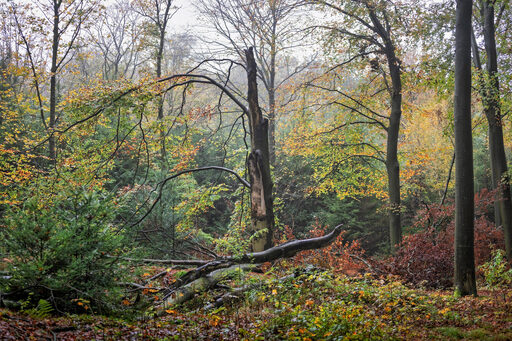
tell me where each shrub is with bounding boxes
[479,249,512,288]
[287,221,366,275]
[0,183,125,313]
[387,188,504,288]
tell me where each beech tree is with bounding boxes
[133,0,179,160]
[472,0,512,260]
[195,0,310,164]
[11,0,97,163]
[312,0,407,251]
[454,0,477,296]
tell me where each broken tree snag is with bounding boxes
[245,46,274,252]
[247,149,273,252]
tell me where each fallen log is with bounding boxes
[151,224,343,314]
[155,264,256,316]
[163,224,343,292]
[226,223,343,264]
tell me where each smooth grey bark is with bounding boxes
[315,0,403,252]
[480,0,512,260]
[454,0,477,296]
[155,0,175,161]
[48,0,60,162]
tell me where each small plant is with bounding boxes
[20,295,54,318]
[479,249,512,288]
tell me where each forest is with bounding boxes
[1,0,512,339]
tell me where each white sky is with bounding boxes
[170,0,201,33]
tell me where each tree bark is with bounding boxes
[49,0,60,163]
[367,7,402,252]
[246,47,274,252]
[481,0,512,260]
[268,11,278,165]
[385,49,402,252]
[454,0,477,296]
[155,224,342,311]
[155,0,174,162]
[157,264,255,311]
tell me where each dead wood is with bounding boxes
[149,224,343,313]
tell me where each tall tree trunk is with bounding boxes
[155,0,174,163]
[49,0,60,163]
[367,7,402,252]
[157,25,166,162]
[246,47,274,252]
[268,16,277,166]
[454,0,477,296]
[481,0,512,259]
[386,48,402,252]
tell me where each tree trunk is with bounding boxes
[49,0,60,163]
[367,7,402,252]
[156,1,174,163]
[157,26,166,162]
[386,49,402,252]
[246,47,274,252]
[481,0,512,259]
[454,0,477,296]
[268,17,277,165]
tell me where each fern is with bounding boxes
[23,299,54,318]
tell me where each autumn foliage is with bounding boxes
[387,189,505,288]
[283,222,366,275]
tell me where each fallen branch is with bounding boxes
[225,224,343,264]
[155,264,256,315]
[166,224,343,291]
[150,224,343,313]
[107,255,209,266]
[119,282,165,292]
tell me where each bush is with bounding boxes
[479,249,512,288]
[1,184,125,313]
[286,221,366,275]
[387,189,504,288]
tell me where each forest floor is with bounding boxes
[1,266,511,340]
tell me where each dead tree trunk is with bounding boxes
[246,47,274,252]
[154,224,343,313]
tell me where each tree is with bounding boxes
[245,47,275,251]
[133,0,179,160]
[196,0,310,164]
[11,0,97,163]
[89,0,145,80]
[312,0,406,251]
[454,0,477,296]
[472,0,512,260]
